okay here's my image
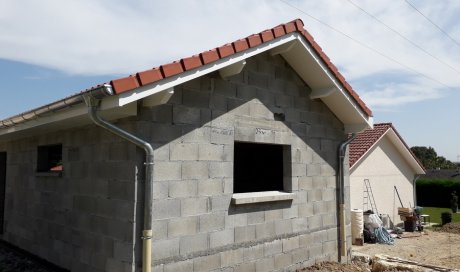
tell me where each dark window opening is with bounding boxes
[234,142,290,193]
[37,144,63,172]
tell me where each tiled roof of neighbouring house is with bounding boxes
[349,123,424,171]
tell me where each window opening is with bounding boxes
[37,144,63,172]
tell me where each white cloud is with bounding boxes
[0,0,459,109]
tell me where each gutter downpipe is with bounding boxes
[338,133,357,263]
[83,86,154,272]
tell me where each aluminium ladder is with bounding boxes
[363,179,379,215]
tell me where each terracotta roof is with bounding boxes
[101,18,372,117]
[349,123,425,171]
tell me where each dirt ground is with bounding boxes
[300,223,460,271]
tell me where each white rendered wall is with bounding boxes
[350,136,416,226]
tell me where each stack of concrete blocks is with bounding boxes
[0,51,352,271]
[142,52,351,272]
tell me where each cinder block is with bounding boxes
[210,228,234,248]
[275,94,293,108]
[113,241,133,262]
[210,127,234,144]
[248,71,268,89]
[282,236,300,253]
[154,162,181,181]
[210,194,231,211]
[209,162,233,178]
[308,215,322,230]
[153,181,168,200]
[299,234,312,247]
[193,254,221,272]
[152,199,181,220]
[152,238,179,261]
[274,253,293,270]
[199,212,225,232]
[274,220,293,236]
[170,143,198,161]
[243,244,264,262]
[169,180,198,198]
[227,98,250,116]
[291,247,309,264]
[181,197,209,216]
[198,179,223,196]
[263,239,282,257]
[234,126,256,142]
[198,143,224,161]
[234,262,256,272]
[322,214,336,227]
[313,202,327,215]
[183,89,210,109]
[235,225,256,243]
[182,162,208,180]
[283,205,298,219]
[292,163,306,177]
[168,216,198,238]
[247,211,265,225]
[210,94,228,111]
[292,217,308,233]
[173,105,201,125]
[220,248,244,267]
[323,240,337,255]
[308,244,322,259]
[255,222,275,240]
[213,78,237,97]
[236,85,258,100]
[152,220,168,240]
[164,259,193,272]
[182,126,211,144]
[264,209,283,222]
[225,213,248,228]
[180,233,208,255]
[151,124,182,143]
[255,256,274,272]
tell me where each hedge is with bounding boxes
[416,179,460,208]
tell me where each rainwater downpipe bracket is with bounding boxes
[83,90,154,272]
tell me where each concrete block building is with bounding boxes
[349,123,425,226]
[0,19,372,271]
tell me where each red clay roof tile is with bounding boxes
[232,39,249,53]
[161,61,184,78]
[217,44,235,58]
[273,25,286,37]
[260,30,275,42]
[200,50,220,65]
[111,76,140,94]
[89,19,373,117]
[247,34,263,47]
[181,56,202,71]
[137,68,163,85]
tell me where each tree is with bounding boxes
[411,146,457,169]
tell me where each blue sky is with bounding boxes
[1,0,459,161]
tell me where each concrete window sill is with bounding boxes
[231,191,294,205]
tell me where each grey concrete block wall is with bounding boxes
[141,52,350,271]
[0,120,141,272]
[0,51,352,271]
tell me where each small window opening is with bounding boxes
[233,142,290,193]
[37,144,63,172]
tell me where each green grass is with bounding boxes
[420,207,460,224]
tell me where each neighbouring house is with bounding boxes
[0,19,373,272]
[423,169,460,180]
[349,123,425,226]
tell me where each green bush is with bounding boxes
[416,179,460,208]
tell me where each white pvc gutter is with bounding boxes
[83,86,154,272]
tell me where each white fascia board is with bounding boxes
[292,37,373,131]
[386,129,426,174]
[118,34,299,107]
